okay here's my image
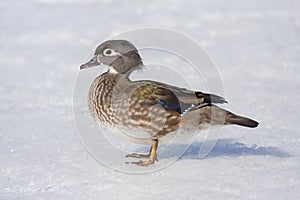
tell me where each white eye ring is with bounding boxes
[103,48,120,56]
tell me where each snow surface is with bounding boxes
[1,0,300,199]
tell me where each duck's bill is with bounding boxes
[80,55,100,70]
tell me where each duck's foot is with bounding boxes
[125,153,158,161]
[126,153,150,159]
[126,160,155,166]
[125,139,158,167]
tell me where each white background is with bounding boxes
[1,0,299,199]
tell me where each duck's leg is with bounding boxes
[125,139,158,166]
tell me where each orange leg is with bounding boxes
[125,139,158,166]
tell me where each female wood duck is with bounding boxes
[80,40,258,166]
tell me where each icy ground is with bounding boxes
[1,0,300,199]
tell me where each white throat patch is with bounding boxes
[108,67,118,74]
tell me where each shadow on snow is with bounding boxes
[155,138,290,160]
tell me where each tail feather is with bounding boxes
[225,113,259,128]
[199,105,259,128]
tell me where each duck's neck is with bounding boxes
[102,69,131,82]
[107,64,143,78]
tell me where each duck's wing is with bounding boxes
[130,83,181,113]
[132,80,227,115]
[151,80,227,104]
[127,81,227,137]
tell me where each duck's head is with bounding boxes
[80,40,143,74]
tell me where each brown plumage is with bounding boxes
[80,40,259,166]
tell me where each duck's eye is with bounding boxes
[103,48,120,56]
[104,49,112,55]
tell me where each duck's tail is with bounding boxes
[224,111,259,128]
[199,105,259,128]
